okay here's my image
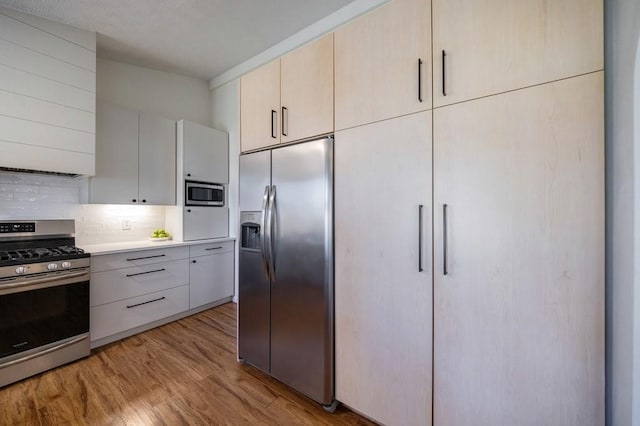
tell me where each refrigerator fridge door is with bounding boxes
[269,137,334,405]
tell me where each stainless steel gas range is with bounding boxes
[0,220,90,387]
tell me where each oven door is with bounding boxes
[0,270,90,360]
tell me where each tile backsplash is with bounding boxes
[0,171,166,245]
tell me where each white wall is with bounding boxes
[211,79,240,301]
[605,0,640,425]
[97,58,211,125]
[0,170,164,245]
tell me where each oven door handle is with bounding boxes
[0,334,89,370]
[0,270,90,295]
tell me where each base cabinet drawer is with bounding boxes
[90,285,189,341]
[91,259,189,306]
[91,246,189,272]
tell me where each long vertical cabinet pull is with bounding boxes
[418,204,424,272]
[442,50,447,96]
[271,110,277,139]
[443,204,449,275]
[418,59,423,103]
[281,106,288,136]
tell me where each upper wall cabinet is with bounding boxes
[240,33,333,152]
[280,33,333,144]
[432,0,603,107]
[90,103,176,205]
[0,7,96,175]
[334,0,431,131]
[240,59,280,152]
[178,120,229,184]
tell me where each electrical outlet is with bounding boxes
[122,219,131,230]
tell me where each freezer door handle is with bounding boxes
[261,185,270,280]
[267,185,277,278]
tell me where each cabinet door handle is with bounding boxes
[126,296,166,309]
[442,50,447,96]
[192,260,197,263]
[418,204,424,272]
[271,109,277,139]
[281,106,288,136]
[126,254,166,261]
[205,246,223,251]
[443,204,448,275]
[418,58,423,103]
[126,268,166,278]
[132,199,137,203]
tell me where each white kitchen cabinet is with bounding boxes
[183,206,229,241]
[90,285,189,342]
[334,0,431,130]
[189,241,234,309]
[90,246,190,344]
[90,103,176,205]
[335,111,432,426]
[432,0,603,107]
[138,112,177,205]
[178,120,229,183]
[240,33,333,152]
[0,6,96,175]
[433,72,604,425]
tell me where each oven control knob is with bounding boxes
[15,266,27,274]
[61,261,72,269]
[47,263,59,271]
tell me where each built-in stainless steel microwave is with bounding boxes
[185,181,225,206]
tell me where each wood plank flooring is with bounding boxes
[0,303,374,425]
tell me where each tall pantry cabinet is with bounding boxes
[333,0,604,425]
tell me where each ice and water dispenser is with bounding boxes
[240,212,261,251]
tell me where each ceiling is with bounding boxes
[0,0,356,81]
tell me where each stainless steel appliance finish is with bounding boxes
[185,180,225,206]
[0,220,90,388]
[239,137,334,407]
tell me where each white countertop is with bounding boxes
[80,237,236,256]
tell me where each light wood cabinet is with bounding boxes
[90,103,176,205]
[240,34,333,152]
[280,33,333,143]
[335,111,432,426]
[189,241,234,309]
[433,72,604,425]
[334,0,431,131]
[240,59,280,152]
[432,0,603,107]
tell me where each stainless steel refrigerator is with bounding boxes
[238,136,334,409]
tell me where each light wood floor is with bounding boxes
[1,303,374,425]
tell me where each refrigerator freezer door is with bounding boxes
[238,247,270,372]
[240,150,271,212]
[270,137,334,404]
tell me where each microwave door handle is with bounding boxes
[261,185,270,280]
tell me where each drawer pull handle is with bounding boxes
[205,247,223,251]
[126,254,166,261]
[126,296,166,309]
[126,268,166,278]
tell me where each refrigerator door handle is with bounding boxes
[268,185,277,277]
[261,185,270,280]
